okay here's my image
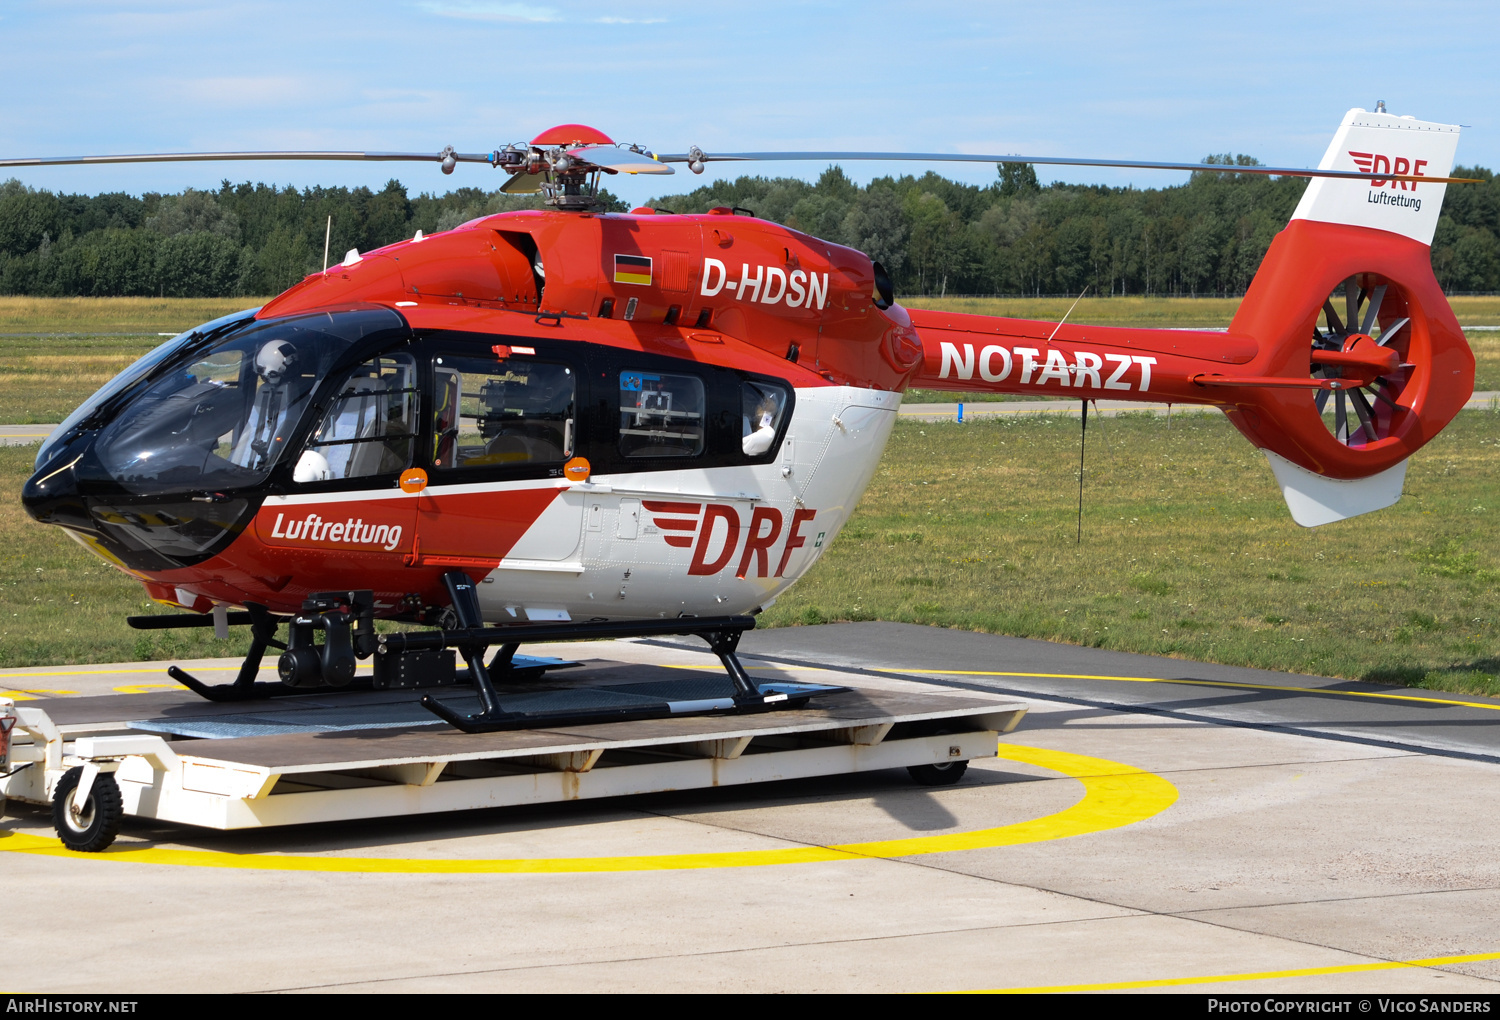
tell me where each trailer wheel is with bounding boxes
[907,758,969,786]
[52,766,123,853]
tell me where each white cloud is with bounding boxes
[417,2,561,22]
[182,76,318,106]
[416,3,667,25]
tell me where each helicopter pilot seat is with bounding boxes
[232,340,312,474]
[319,374,390,479]
[295,364,413,483]
[470,374,568,466]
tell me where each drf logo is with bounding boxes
[644,501,818,577]
[937,341,1156,392]
[700,258,829,310]
[1349,151,1428,190]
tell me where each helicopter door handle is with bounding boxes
[192,491,231,504]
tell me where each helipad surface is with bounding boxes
[4,627,1500,994]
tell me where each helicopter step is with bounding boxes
[0,675,1027,849]
[135,573,793,731]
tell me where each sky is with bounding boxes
[1,0,1497,205]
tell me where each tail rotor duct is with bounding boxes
[1308,272,1414,450]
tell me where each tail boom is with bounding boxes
[909,310,1255,409]
[908,216,1471,487]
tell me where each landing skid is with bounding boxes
[415,574,797,733]
[166,665,312,703]
[132,602,291,703]
[164,655,579,703]
[131,573,813,730]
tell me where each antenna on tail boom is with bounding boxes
[1041,286,1093,544]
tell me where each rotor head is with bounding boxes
[489,124,674,211]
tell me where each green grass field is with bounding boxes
[0,443,247,666]
[759,411,1500,696]
[2,297,1498,696]
[0,296,270,425]
[0,296,269,334]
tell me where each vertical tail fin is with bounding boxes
[1291,107,1461,245]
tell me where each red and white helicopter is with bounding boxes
[14,110,1475,731]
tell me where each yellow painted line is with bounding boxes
[7,659,733,690]
[17,689,76,695]
[972,950,1500,993]
[0,743,1176,873]
[0,666,371,681]
[2,669,175,678]
[659,663,821,672]
[892,669,1500,713]
[7,663,745,686]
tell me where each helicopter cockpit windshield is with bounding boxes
[88,309,405,495]
[23,307,409,571]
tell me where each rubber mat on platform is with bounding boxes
[128,678,842,738]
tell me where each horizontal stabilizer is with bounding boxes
[1265,450,1408,527]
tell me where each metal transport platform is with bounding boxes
[0,659,1026,847]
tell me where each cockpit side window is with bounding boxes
[295,353,418,483]
[431,352,575,472]
[740,379,789,458]
[618,370,705,459]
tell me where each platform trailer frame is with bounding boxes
[0,691,1026,850]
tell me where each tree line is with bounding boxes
[1,159,1496,299]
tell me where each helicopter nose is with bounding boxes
[22,440,94,532]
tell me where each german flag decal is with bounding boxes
[613,254,653,286]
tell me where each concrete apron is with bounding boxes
[3,638,1499,994]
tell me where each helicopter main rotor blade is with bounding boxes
[566,146,675,175]
[499,172,544,194]
[0,150,495,169]
[5,148,1478,186]
[655,150,1481,185]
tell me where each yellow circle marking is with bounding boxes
[0,743,1175,873]
[970,950,1500,993]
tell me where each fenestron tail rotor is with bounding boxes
[1309,273,1414,448]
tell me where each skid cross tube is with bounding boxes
[438,572,503,718]
[128,612,256,630]
[377,614,761,655]
[167,603,298,702]
[390,590,770,731]
[702,628,789,709]
[150,582,774,726]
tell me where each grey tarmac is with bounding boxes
[3,627,1500,994]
